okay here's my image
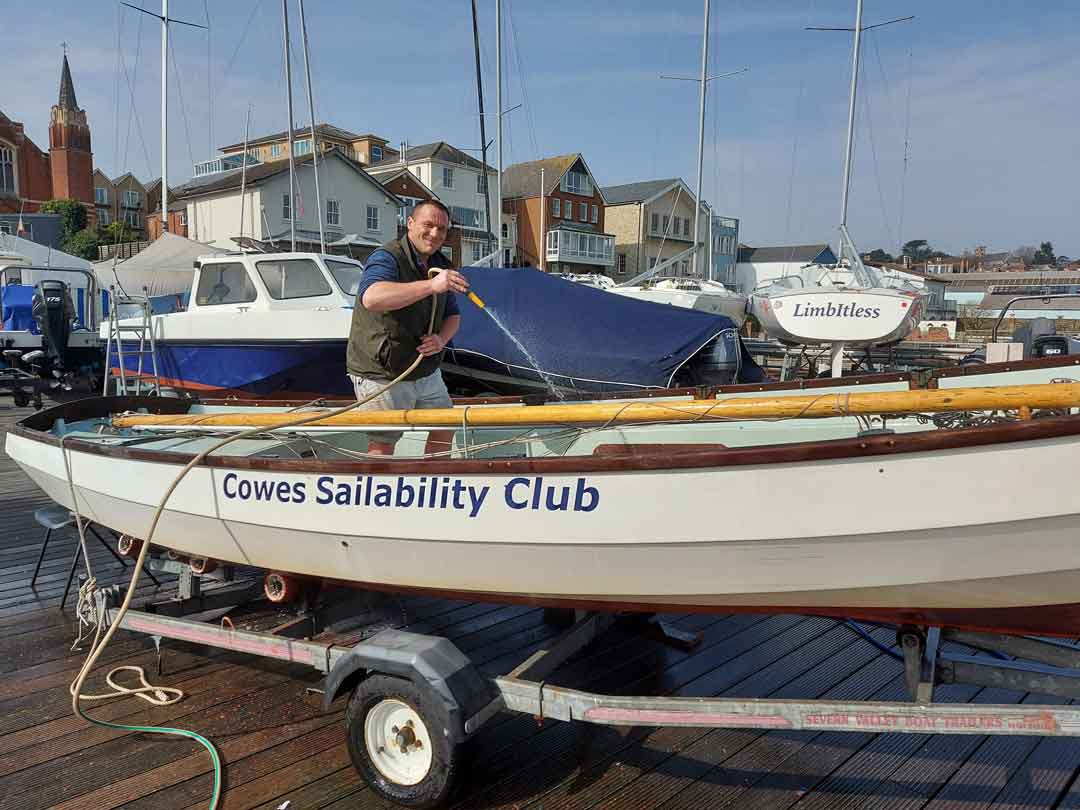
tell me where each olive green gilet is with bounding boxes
[346,234,450,381]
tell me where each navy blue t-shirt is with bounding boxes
[357,248,460,317]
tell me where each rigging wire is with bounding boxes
[861,53,894,250]
[203,0,214,156]
[897,48,913,256]
[118,8,154,179]
[221,0,267,86]
[169,43,198,170]
[112,5,125,175]
[504,0,539,159]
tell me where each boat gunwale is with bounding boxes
[12,393,1080,476]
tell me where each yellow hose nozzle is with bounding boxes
[467,291,486,309]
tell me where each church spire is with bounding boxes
[58,53,79,111]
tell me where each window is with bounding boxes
[293,139,311,157]
[178,210,187,226]
[0,145,14,194]
[501,222,509,238]
[270,143,282,158]
[256,258,332,300]
[449,205,484,229]
[579,202,588,221]
[617,254,627,274]
[476,174,488,194]
[398,196,422,224]
[371,144,383,162]
[440,246,453,261]
[94,186,108,205]
[591,205,598,224]
[97,208,111,226]
[327,199,341,226]
[683,218,690,237]
[282,192,293,220]
[442,166,454,188]
[564,200,573,220]
[649,257,657,269]
[195,262,258,306]
[662,215,670,234]
[326,259,364,296]
[552,198,560,218]
[123,210,142,228]
[471,241,483,262]
[503,248,511,266]
[123,190,141,208]
[650,212,660,234]
[560,170,592,196]
[366,205,379,232]
[672,217,681,235]
[680,260,689,275]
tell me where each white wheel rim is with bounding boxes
[364,698,433,786]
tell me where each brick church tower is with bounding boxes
[48,54,93,204]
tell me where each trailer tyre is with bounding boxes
[345,674,458,809]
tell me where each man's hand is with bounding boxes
[429,269,470,295]
[417,333,447,357]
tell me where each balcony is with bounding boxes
[546,226,615,267]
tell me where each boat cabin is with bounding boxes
[188,252,363,313]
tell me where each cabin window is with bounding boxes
[325,259,364,296]
[195,262,258,306]
[256,258,332,300]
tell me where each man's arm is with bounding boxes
[362,278,438,312]
[418,315,460,357]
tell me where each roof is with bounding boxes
[218,123,385,151]
[110,172,144,189]
[601,179,684,205]
[376,167,439,200]
[58,55,79,110]
[144,177,162,194]
[501,154,583,199]
[370,142,489,173]
[173,150,402,205]
[737,244,834,264]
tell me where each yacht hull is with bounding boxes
[10,404,1080,637]
[613,287,748,325]
[751,287,924,347]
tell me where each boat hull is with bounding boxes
[751,287,924,347]
[613,287,748,326]
[10,413,1080,637]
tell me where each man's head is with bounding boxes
[407,200,451,258]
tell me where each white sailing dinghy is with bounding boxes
[9,382,1080,639]
[750,0,926,376]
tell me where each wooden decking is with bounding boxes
[2,402,1080,810]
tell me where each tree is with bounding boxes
[39,198,88,240]
[865,248,895,263]
[63,228,102,261]
[901,239,933,261]
[101,221,136,245]
[1033,241,1057,266]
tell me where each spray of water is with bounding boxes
[481,307,566,400]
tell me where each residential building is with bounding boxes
[601,178,727,281]
[0,54,95,216]
[145,203,188,240]
[709,214,740,286]
[216,124,397,168]
[375,166,462,264]
[368,142,497,264]
[735,243,837,292]
[501,154,613,274]
[174,150,401,256]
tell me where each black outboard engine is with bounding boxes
[31,280,75,366]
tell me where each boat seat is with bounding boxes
[591,442,726,457]
[30,505,160,610]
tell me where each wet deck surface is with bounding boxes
[2,402,1080,810]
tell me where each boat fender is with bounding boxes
[322,629,499,742]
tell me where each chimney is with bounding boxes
[400,141,407,165]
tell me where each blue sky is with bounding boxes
[5,0,1078,256]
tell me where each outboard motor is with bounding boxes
[31,280,75,367]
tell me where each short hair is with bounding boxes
[410,199,451,224]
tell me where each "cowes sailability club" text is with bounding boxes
[220,473,600,518]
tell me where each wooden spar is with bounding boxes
[110,382,1080,430]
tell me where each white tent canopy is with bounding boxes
[93,232,226,298]
[0,233,93,270]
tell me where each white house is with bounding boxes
[368,142,498,263]
[174,151,402,255]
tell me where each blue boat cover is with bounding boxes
[449,267,765,391]
[1,284,38,334]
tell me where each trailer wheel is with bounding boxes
[263,572,299,604]
[345,675,458,809]
[117,535,143,559]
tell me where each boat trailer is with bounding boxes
[93,566,1080,808]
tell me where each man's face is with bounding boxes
[407,205,450,257]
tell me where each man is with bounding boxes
[346,199,469,455]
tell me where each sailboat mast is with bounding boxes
[691,0,710,277]
[839,0,863,231]
[160,0,169,234]
[297,0,324,253]
[470,0,494,259]
[239,105,252,242]
[281,0,297,252]
[495,0,503,268]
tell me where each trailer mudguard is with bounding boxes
[322,629,499,742]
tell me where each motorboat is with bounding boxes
[611,276,748,325]
[8,381,1080,638]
